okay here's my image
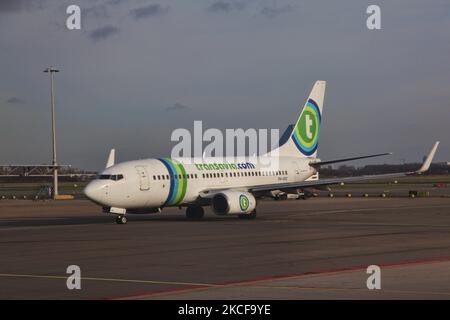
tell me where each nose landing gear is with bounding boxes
[116,215,127,224]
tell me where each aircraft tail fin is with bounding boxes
[270,81,326,158]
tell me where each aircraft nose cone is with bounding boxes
[84,181,106,204]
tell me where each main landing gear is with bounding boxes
[186,205,205,220]
[238,210,257,220]
[115,215,127,224]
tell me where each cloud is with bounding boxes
[83,0,130,21]
[0,0,46,13]
[208,1,245,13]
[130,4,169,20]
[260,5,294,18]
[89,25,120,42]
[166,103,190,112]
[84,4,110,20]
[107,0,128,5]
[6,97,25,104]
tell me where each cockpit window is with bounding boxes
[98,174,124,181]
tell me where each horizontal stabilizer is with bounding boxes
[310,152,392,167]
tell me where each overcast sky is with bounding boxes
[1,0,449,170]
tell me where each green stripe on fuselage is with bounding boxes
[166,158,187,205]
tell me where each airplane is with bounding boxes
[84,81,440,224]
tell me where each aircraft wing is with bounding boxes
[250,141,440,193]
[250,172,411,193]
[196,142,439,199]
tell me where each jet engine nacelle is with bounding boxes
[212,191,256,215]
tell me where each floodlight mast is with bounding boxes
[44,66,60,200]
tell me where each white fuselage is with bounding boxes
[84,156,316,211]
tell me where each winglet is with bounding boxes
[106,149,115,168]
[416,142,439,174]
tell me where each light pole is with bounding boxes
[44,66,60,200]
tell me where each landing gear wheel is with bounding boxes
[238,210,257,220]
[186,206,205,220]
[116,215,127,224]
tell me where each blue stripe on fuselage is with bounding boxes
[158,158,177,206]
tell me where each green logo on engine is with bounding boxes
[239,194,249,211]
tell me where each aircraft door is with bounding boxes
[135,165,150,191]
